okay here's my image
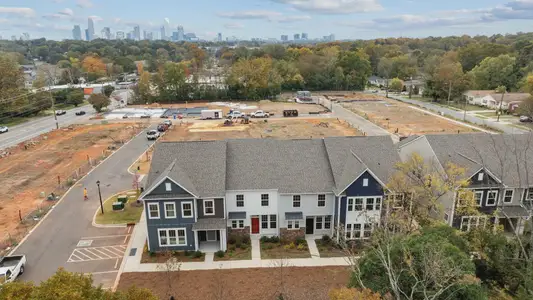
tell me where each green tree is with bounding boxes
[390,78,403,92]
[88,93,111,113]
[469,54,518,90]
[103,85,115,97]
[337,49,372,90]
[154,62,189,102]
[67,89,85,106]
[137,71,152,103]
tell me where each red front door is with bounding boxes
[251,217,260,234]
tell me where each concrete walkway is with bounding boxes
[205,252,214,263]
[306,238,320,259]
[122,216,351,273]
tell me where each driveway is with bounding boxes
[12,125,156,287]
[388,95,531,134]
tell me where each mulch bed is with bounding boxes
[118,266,351,300]
[141,250,205,263]
[213,246,251,261]
[315,239,346,258]
[260,240,311,259]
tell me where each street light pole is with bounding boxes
[96,180,104,214]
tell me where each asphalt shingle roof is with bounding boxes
[192,218,227,230]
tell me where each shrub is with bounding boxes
[149,251,156,257]
[321,234,331,244]
[172,250,180,257]
[228,235,237,245]
[215,250,225,258]
[265,244,274,250]
[184,250,190,256]
[295,238,306,246]
[269,236,280,243]
[260,236,269,243]
[229,245,236,251]
[240,243,248,250]
[193,250,203,258]
[235,242,242,249]
[242,235,251,245]
[297,243,306,251]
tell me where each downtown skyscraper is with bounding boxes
[160,26,166,41]
[133,25,141,41]
[87,17,95,41]
[72,25,82,40]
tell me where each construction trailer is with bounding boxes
[200,109,223,120]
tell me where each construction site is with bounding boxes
[329,93,476,136]
[0,123,145,254]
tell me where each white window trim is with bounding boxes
[181,201,193,218]
[345,223,374,240]
[163,202,177,219]
[236,194,244,207]
[317,194,326,207]
[347,196,382,211]
[460,216,487,232]
[203,199,215,216]
[503,189,514,204]
[387,193,404,209]
[293,195,301,208]
[474,191,484,207]
[147,203,160,219]
[362,178,369,187]
[158,228,187,247]
[524,188,533,201]
[165,182,172,191]
[287,220,300,230]
[477,172,484,181]
[231,219,245,229]
[486,190,498,206]
[261,194,269,207]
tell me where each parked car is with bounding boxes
[283,109,299,117]
[55,110,66,116]
[0,255,26,286]
[75,111,86,116]
[250,110,270,118]
[157,123,169,132]
[146,130,160,140]
[0,126,8,134]
[519,115,533,122]
[226,111,243,118]
[140,114,151,119]
[162,119,172,126]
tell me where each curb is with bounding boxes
[8,127,147,256]
[112,222,140,291]
[91,190,140,228]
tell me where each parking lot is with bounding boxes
[64,227,132,289]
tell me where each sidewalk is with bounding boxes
[306,238,320,259]
[122,215,351,273]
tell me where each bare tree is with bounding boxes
[156,253,182,299]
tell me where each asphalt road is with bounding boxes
[12,125,156,286]
[0,105,95,150]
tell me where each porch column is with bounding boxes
[194,230,199,251]
[220,229,227,251]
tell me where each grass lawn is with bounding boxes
[315,239,346,258]
[260,239,311,259]
[214,245,252,261]
[94,190,143,225]
[141,243,205,263]
[128,156,152,175]
[475,111,499,117]
[1,111,50,127]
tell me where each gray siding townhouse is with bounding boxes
[398,134,533,234]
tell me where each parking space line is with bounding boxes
[114,258,119,269]
[92,248,114,258]
[74,249,95,260]
[123,235,128,244]
[80,234,129,239]
[85,248,107,259]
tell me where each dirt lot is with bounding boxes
[161,118,361,142]
[118,266,350,300]
[0,123,143,244]
[340,98,475,136]
[130,101,326,117]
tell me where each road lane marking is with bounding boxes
[90,271,119,275]
[67,245,127,263]
[80,234,129,239]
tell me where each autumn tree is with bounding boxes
[227,57,281,99]
[82,55,107,79]
[137,71,153,103]
[329,287,383,300]
[103,85,115,97]
[469,54,518,90]
[153,62,189,102]
[428,52,471,103]
[0,53,28,121]
[88,93,111,112]
[390,78,403,92]
[378,57,394,97]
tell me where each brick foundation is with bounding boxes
[280,228,305,242]
[228,227,250,240]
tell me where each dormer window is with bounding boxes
[165,182,172,191]
[477,173,484,181]
[362,178,369,187]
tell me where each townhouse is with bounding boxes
[139,133,533,253]
[139,136,399,252]
[398,134,533,234]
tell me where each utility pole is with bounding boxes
[44,70,59,129]
[463,95,467,121]
[409,76,413,99]
[497,87,506,122]
[447,80,452,106]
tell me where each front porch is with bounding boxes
[192,218,227,253]
[496,206,530,235]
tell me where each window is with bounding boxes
[324,216,331,229]
[148,203,159,219]
[366,198,375,210]
[261,215,276,229]
[477,172,484,181]
[316,216,323,230]
[387,193,404,208]
[375,198,381,211]
[354,198,363,211]
[363,223,372,238]
[261,194,269,206]
[261,215,268,229]
[457,190,469,207]
[525,188,533,201]
[236,194,244,207]
[231,220,244,229]
[460,216,487,232]
[474,191,483,206]
[346,224,363,240]
[363,178,369,187]
[346,224,352,239]
[486,191,498,206]
[444,213,449,222]
[204,199,214,215]
[181,202,193,218]
[287,220,300,230]
[164,202,176,218]
[347,198,353,211]
[503,189,514,203]
[158,228,187,246]
[165,182,172,191]
[318,194,326,207]
[293,195,301,208]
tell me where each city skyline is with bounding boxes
[0,0,533,41]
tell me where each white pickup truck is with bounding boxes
[250,110,270,118]
[0,255,26,286]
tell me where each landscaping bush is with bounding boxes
[215,250,225,258]
[260,236,269,243]
[235,242,242,249]
[295,238,306,246]
[228,235,237,245]
[184,250,190,256]
[193,250,203,258]
[297,243,306,251]
[321,234,331,244]
[240,243,248,250]
[284,242,296,250]
[269,236,280,243]
[242,235,251,245]
[229,245,236,251]
[265,244,274,250]
[172,250,180,257]
[149,251,155,257]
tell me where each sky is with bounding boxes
[1,0,533,41]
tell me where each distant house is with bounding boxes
[402,79,425,95]
[368,76,386,87]
[483,93,529,110]
[463,90,494,106]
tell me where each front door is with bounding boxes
[251,217,260,234]
[207,230,217,241]
[306,217,314,234]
